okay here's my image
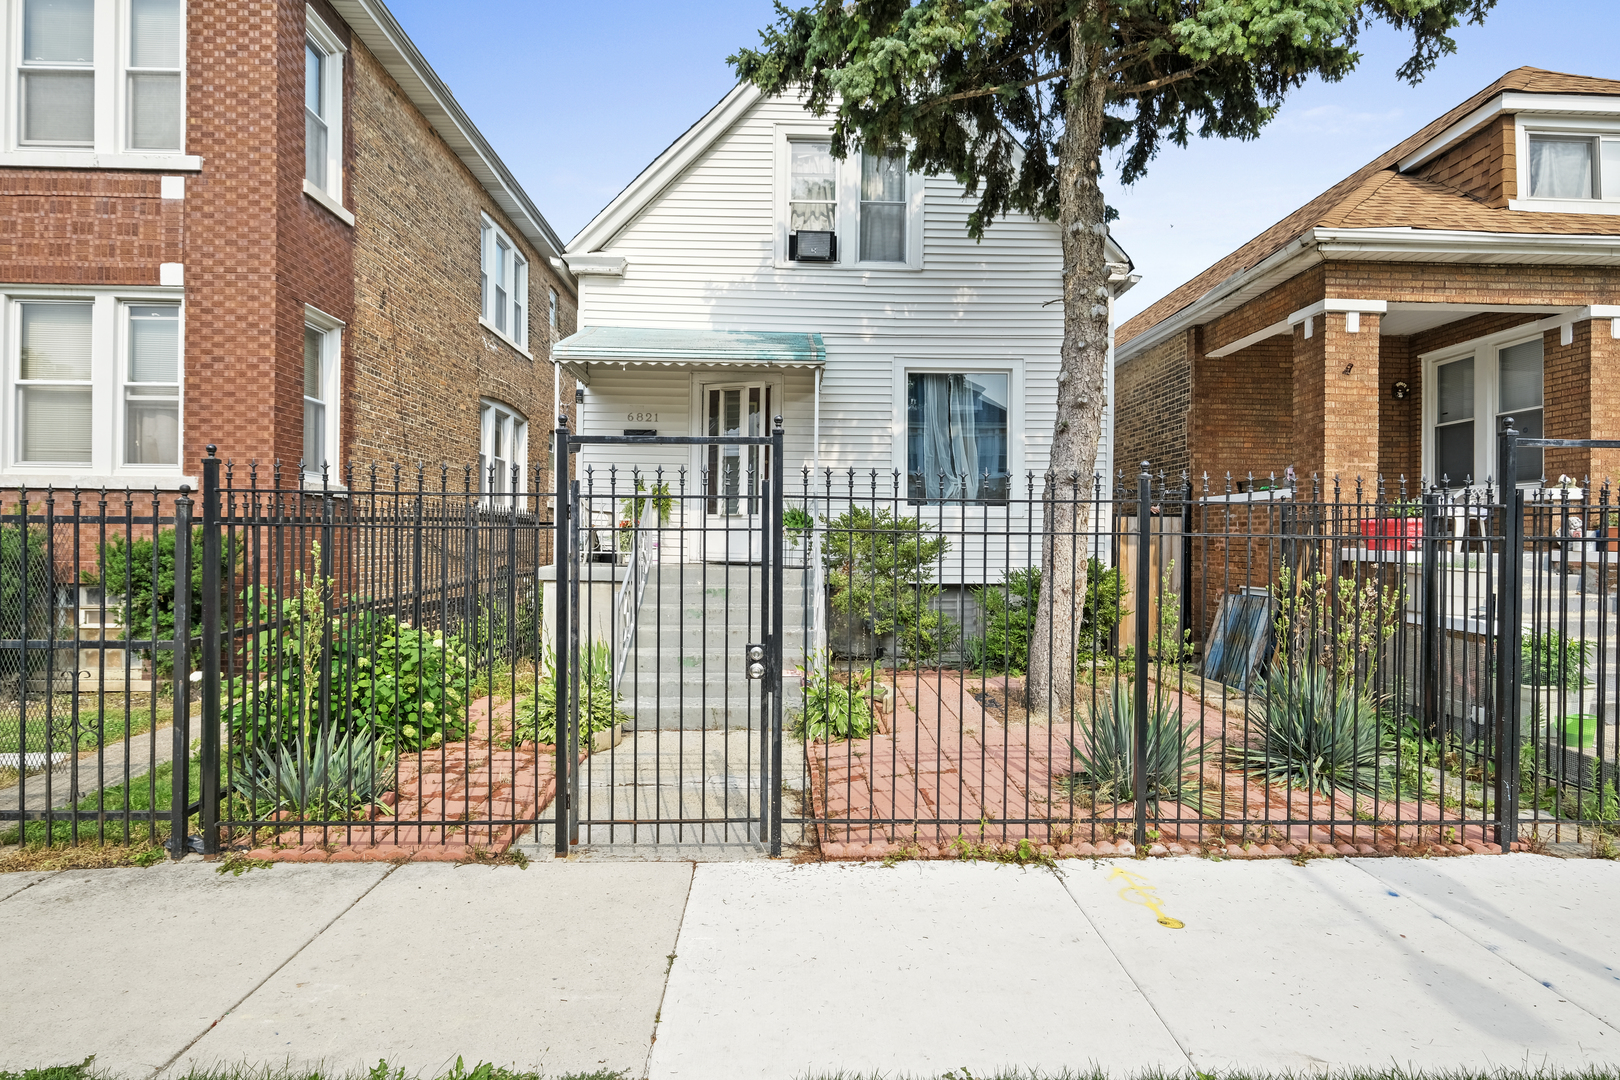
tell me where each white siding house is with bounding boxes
[556,84,1135,573]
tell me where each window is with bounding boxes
[906,372,1009,503]
[479,216,528,349]
[548,287,558,330]
[301,311,341,478]
[303,8,344,203]
[7,0,188,161]
[479,400,527,501]
[128,0,180,150]
[6,292,184,477]
[1523,133,1620,203]
[20,0,94,146]
[777,131,920,267]
[860,151,906,262]
[1427,334,1544,488]
[18,301,92,462]
[125,304,178,464]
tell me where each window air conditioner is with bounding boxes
[789,230,836,262]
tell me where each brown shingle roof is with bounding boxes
[1116,67,1620,347]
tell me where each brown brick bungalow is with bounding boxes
[1114,67,1620,493]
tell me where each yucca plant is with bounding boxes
[234,727,394,820]
[1231,666,1384,797]
[1067,684,1204,812]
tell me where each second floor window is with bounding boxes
[20,0,95,146]
[480,216,528,349]
[860,152,906,262]
[11,0,185,156]
[304,10,344,201]
[1526,133,1620,202]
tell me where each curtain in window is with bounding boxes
[915,374,981,501]
[1528,138,1592,199]
[860,153,905,261]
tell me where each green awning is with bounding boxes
[553,326,826,367]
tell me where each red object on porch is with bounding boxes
[1360,516,1422,551]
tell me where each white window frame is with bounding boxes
[1,284,188,486]
[773,124,923,270]
[0,0,198,169]
[479,214,529,354]
[479,398,527,505]
[891,357,1020,508]
[1510,115,1620,215]
[302,6,349,223]
[302,304,342,484]
[1421,326,1547,489]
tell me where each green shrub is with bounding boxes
[1232,666,1384,797]
[965,560,1126,674]
[783,506,814,549]
[515,641,625,746]
[795,653,876,741]
[233,727,393,820]
[823,507,957,664]
[225,597,473,755]
[82,526,234,675]
[1522,630,1592,691]
[1065,683,1202,811]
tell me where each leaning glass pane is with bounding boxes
[24,0,93,63]
[1498,338,1543,413]
[125,393,178,464]
[1528,137,1593,199]
[130,73,182,150]
[22,387,92,462]
[20,302,92,380]
[22,70,94,144]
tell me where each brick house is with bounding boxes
[0,0,576,495]
[1115,67,1620,492]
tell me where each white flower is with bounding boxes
[189,670,203,683]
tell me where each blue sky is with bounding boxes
[386,0,1616,323]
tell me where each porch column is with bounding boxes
[1543,310,1620,484]
[1289,299,1386,484]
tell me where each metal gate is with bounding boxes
[551,420,786,854]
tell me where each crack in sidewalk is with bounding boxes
[1054,865,1200,1075]
[641,861,697,1080]
[146,862,403,1080]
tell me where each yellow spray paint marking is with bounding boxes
[1107,867,1185,929]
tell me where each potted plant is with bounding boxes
[782,506,813,568]
[1359,498,1422,552]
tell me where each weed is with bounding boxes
[0,841,166,872]
[215,851,275,876]
[947,834,1058,872]
[456,847,530,869]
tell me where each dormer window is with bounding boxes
[1519,130,1620,206]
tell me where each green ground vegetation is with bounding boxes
[0,754,199,847]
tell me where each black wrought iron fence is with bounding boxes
[7,426,1617,860]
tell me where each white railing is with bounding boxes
[612,501,657,691]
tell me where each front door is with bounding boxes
[703,382,772,562]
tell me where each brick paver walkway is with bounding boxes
[806,673,1521,859]
[241,696,570,863]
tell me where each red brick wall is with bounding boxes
[182,0,285,473]
[1112,331,1190,480]
[0,173,181,282]
[1190,335,1293,484]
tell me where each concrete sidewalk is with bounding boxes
[0,854,1614,1079]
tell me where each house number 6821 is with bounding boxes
[626,411,658,423]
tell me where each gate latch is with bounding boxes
[745,644,766,680]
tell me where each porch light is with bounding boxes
[790,230,836,262]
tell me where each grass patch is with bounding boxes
[0,841,166,872]
[0,696,175,755]
[0,754,199,847]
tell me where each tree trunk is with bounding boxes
[1026,12,1110,721]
